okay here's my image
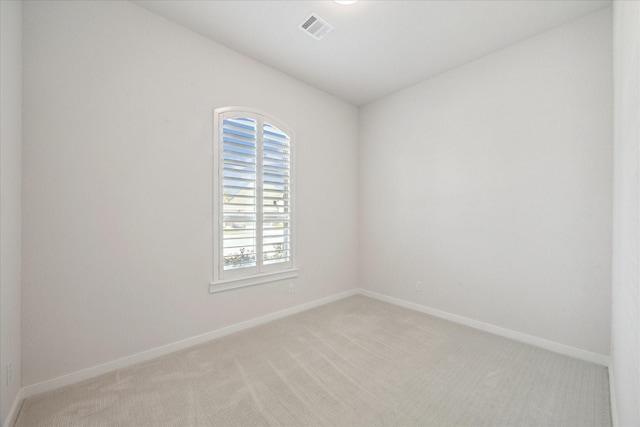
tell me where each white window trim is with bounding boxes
[209,269,300,293]
[210,107,297,293]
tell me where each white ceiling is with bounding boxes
[132,0,611,106]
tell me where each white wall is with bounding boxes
[22,0,358,387]
[0,0,22,424]
[359,9,612,356]
[611,1,640,425]
[19,0,622,404]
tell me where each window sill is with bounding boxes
[209,269,299,293]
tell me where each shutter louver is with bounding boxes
[222,117,257,270]
[262,122,291,265]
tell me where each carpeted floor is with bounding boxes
[15,295,611,426]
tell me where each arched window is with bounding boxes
[211,107,297,292]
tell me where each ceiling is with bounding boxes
[132,0,611,106]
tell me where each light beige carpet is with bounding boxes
[15,295,611,426]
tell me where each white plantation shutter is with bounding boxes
[221,117,258,271]
[214,108,295,285]
[262,121,291,266]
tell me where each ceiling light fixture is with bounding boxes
[335,0,358,5]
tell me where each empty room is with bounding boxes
[1,0,638,426]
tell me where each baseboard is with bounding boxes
[358,289,610,366]
[608,364,619,427]
[18,287,611,400]
[2,387,24,427]
[22,289,358,398]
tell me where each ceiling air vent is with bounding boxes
[298,13,334,40]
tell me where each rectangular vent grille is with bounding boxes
[298,13,333,40]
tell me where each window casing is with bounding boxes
[211,107,296,292]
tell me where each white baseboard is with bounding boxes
[2,388,24,427]
[22,289,358,398]
[608,364,619,426]
[17,287,612,404]
[357,289,610,367]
